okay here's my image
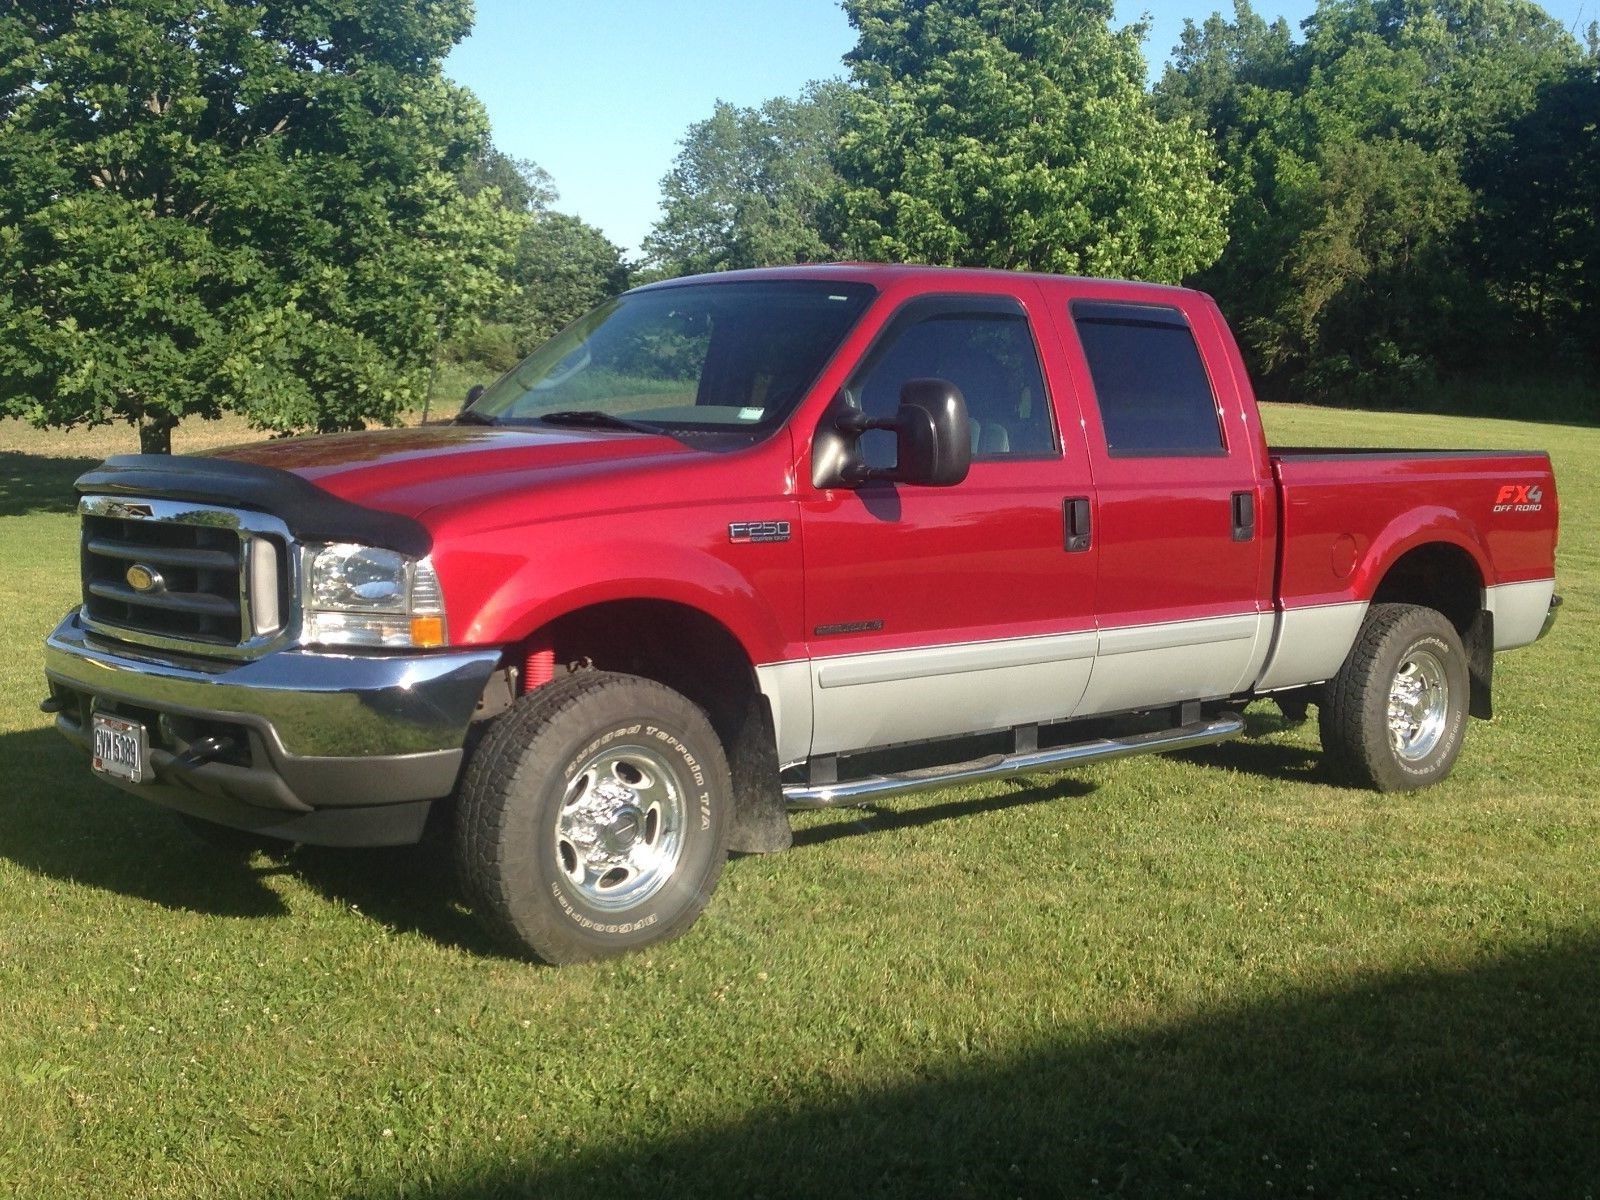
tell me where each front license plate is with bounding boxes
[92,713,148,784]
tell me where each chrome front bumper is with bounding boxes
[43,612,503,845]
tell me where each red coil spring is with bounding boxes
[522,640,555,693]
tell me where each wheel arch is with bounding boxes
[1365,540,1494,719]
[508,597,793,854]
[1368,539,1486,636]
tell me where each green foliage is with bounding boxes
[642,81,850,277]
[504,211,630,353]
[1467,59,1600,378]
[0,0,517,452]
[442,153,630,372]
[834,0,1229,283]
[1157,0,1585,403]
[461,147,558,214]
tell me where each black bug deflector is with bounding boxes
[75,455,431,558]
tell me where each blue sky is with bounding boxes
[446,0,1597,259]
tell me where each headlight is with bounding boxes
[302,543,447,649]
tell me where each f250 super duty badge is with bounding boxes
[728,520,791,544]
[1493,484,1544,514]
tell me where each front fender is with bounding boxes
[433,517,802,667]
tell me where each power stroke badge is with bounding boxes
[728,520,791,544]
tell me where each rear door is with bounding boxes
[798,286,1099,756]
[1044,290,1272,714]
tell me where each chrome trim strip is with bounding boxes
[816,629,1096,689]
[784,713,1245,808]
[1096,612,1259,657]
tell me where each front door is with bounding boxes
[798,290,1099,757]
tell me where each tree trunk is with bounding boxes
[138,413,176,455]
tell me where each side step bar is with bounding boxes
[782,713,1245,809]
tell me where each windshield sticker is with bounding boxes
[737,407,764,421]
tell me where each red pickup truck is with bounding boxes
[43,265,1560,963]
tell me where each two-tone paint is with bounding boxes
[209,265,1559,770]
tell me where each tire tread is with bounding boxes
[1318,603,1466,791]
[454,670,730,963]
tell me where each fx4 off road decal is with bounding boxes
[1493,484,1544,514]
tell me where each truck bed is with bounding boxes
[1269,443,1557,626]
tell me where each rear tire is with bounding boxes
[1319,603,1469,791]
[454,670,731,964]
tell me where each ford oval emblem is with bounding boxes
[125,563,164,593]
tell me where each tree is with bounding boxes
[1468,59,1600,380]
[0,0,516,452]
[1156,0,1297,137]
[504,211,631,353]
[1278,137,1476,394]
[461,147,558,214]
[1156,0,1583,400]
[833,0,1228,283]
[643,81,849,277]
[448,150,629,363]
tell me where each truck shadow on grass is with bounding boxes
[287,839,508,959]
[1172,706,1330,784]
[0,727,289,917]
[5,711,1341,961]
[352,932,1600,1200]
[787,777,1098,851]
[1,726,512,954]
[0,452,101,518]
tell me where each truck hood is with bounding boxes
[210,424,699,519]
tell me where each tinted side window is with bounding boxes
[1071,302,1223,456]
[852,305,1057,463]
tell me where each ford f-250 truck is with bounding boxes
[42,265,1560,963]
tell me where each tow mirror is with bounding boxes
[813,378,972,488]
[889,379,972,486]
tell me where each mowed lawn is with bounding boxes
[0,403,1594,1199]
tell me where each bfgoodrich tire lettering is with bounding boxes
[1318,603,1470,791]
[454,670,731,963]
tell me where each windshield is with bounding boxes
[466,280,876,433]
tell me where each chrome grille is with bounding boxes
[78,497,293,658]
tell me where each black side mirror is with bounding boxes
[890,379,972,486]
[462,384,485,411]
[812,378,972,488]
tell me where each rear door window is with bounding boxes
[1070,301,1224,456]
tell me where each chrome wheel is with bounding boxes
[556,743,687,911]
[1387,647,1449,762]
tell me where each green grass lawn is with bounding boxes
[1,403,1594,1198]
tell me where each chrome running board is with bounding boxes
[782,713,1245,809]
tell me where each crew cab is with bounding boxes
[42,265,1560,963]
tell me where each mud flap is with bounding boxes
[1467,610,1494,720]
[725,692,793,854]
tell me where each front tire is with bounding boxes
[1319,603,1469,791]
[454,670,732,963]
